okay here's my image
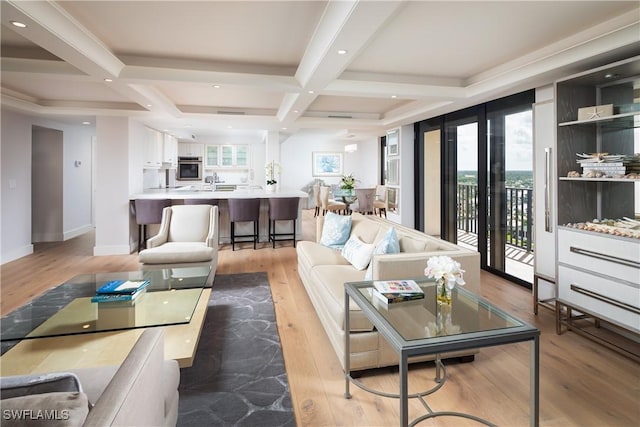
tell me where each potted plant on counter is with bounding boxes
[265,161,281,193]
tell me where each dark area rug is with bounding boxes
[177,272,295,427]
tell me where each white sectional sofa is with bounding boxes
[296,213,481,371]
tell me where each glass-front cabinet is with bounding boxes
[554,55,640,352]
[205,144,249,168]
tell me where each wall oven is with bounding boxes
[177,156,202,181]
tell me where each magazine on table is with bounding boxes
[372,279,424,295]
[96,279,150,295]
[91,287,147,303]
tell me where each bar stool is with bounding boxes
[184,198,219,207]
[134,198,171,251]
[268,197,299,248]
[227,198,261,250]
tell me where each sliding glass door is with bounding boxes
[417,90,534,287]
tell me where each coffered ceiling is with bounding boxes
[1,1,639,142]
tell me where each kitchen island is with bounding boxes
[129,187,309,246]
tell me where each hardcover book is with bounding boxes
[91,288,146,303]
[372,288,425,305]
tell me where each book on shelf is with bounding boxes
[96,279,150,295]
[371,288,425,305]
[372,279,424,295]
[91,287,146,303]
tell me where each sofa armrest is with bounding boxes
[372,251,481,293]
[82,329,167,427]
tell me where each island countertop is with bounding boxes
[130,187,308,200]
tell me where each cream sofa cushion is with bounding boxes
[167,205,212,242]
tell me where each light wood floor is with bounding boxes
[1,210,638,426]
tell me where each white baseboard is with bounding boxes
[93,244,131,256]
[1,244,34,265]
[32,232,64,242]
[64,224,93,240]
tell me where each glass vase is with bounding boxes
[436,278,452,305]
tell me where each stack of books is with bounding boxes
[577,153,640,177]
[371,280,424,305]
[91,279,150,303]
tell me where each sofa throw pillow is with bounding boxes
[364,227,400,280]
[341,236,376,271]
[0,372,83,400]
[320,213,352,248]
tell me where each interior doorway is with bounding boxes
[32,126,63,242]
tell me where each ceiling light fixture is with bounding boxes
[10,21,27,28]
[345,143,358,153]
[82,121,91,125]
[213,85,221,88]
[337,49,348,55]
[104,78,112,82]
[308,90,314,94]
[391,95,397,99]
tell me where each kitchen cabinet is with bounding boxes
[143,127,163,169]
[554,56,640,358]
[178,143,204,158]
[204,144,249,168]
[204,144,219,168]
[163,134,178,168]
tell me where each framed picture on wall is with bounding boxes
[312,152,343,176]
[387,129,399,156]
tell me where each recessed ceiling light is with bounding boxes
[146,104,152,108]
[82,121,91,125]
[104,78,112,82]
[604,73,619,79]
[281,127,287,130]
[293,110,299,113]
[391,95,397,99]
[213,85,221,89]
[10,21,27,28]
[308,90,314,94]
[337,49,348,55]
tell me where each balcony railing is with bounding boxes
[457,184,533,252]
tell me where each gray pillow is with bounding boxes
[1,373,83,400]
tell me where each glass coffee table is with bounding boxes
[344,278,540,427]
[1,266,213,374]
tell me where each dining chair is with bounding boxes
[373,185,387,217]
[354,188,375,215]
[312,184,321,217]
[319,186,346,215]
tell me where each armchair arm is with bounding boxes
[205,206,219,248]
[147,207,172,248]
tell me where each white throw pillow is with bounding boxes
[320,213,352,248]
[341,236,375,271]
[364,227,400,280]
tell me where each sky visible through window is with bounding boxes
[456,111,533,172]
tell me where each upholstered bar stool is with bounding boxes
[227,198,261,250]
[268,197,300,248]
[183,198,219,207]
[134,198,171,251]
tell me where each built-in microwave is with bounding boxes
[177,156,202,181]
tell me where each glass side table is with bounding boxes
[344,278,540,427]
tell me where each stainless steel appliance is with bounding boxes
[177,156,202,181]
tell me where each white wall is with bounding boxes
[1,109,94,264]
[1,110,33,263]
[94,116,132,255]
[280,133,379,193]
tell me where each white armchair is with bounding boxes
[138,205,218,283]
